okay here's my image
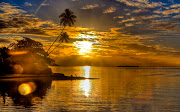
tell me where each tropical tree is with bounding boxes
[47,8,76,53]
[9,37,55,65]
[48,32,69,55]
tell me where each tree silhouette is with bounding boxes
[0,47,13,74]
[48,32,69,55]
[0,37,55,74]
[47,9,76,53]
[10,37,54,65]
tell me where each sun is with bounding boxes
[79,41,92,51]
[74,41,93,56]
[74,33,98,56]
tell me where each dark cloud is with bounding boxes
[0,16,38,29]
[0,38,10,43]
[118,25,157,35]
[151,21,180,32]
[21,28,48,36]
[0,20,7,29]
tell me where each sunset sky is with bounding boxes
[0,0,180,66]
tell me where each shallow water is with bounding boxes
[0,66,180,112]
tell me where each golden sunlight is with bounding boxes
[79,66,91,97]
[78,33,95,39]
[79,79,91,97]
[73,33,97,57]
[74,41,93,56]
[83,66,91,78]
[84,79,91,97]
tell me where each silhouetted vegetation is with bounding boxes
[0,47,13,74]
[48,32,70,55]
[47,8,76,54]
[0,8,77,74]
[0,37,54,74]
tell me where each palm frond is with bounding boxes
[59,8,77,27]
[58,32,69,43]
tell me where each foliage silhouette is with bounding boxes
[48,32,70,55]
[47,9,76,54]
[0,47,13,74]
[0,37,54,74]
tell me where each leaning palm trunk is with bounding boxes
[47,8,76,55]
[48,32,69,55]
[47,26,65,53]
[48,43,61,55]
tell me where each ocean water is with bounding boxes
[0,66,180,112]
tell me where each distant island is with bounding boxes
[117,66,140,67]
[117,66,180,68]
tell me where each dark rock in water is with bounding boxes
[0,37,54,74]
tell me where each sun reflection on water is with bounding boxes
[79,66,91,97]
[84,66,90,78]
[83,79,90,97]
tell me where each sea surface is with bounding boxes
[0,66,180,112]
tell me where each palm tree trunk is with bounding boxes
[48,42,62,55]
[47,26,65,53]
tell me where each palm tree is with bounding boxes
[47,9,76,53]
[48,32,70,55]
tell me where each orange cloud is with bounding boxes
[81,4,99,9]
[116,0,164,8]
[103,7,116,13]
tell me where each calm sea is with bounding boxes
[1,66,180,112]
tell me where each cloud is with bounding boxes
[154,8,180,15]
[120,17,136,23]
[0,2,26,16]
[125,23,133,27]
[119,15,161,23]
[162,8,180,15]
[116,0,164,8]
[0,6,95,37]
[103,7,116,13]
[0,38,11,43]
[135,15,161,20]
[0,3,62,36]
[151,21,180,32]
[132,9,149,13]
[0,36,23,48]
[0,15,57,36]
[173,14,180,18]
[81,4,99,9]
[170,4,180,8]
[53,54,180,66]
[113,16,123,19]
[24,2,32,6]
[41,3,50,6]
[52,40,180,66]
